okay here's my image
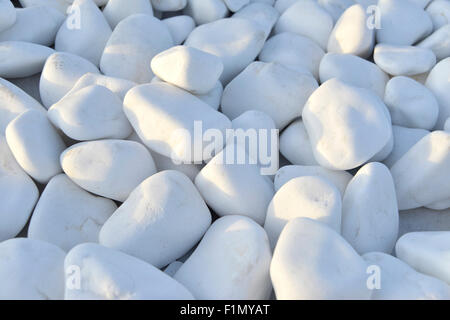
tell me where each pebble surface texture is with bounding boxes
[0,0,449,301]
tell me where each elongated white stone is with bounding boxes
[232,2,279,37]
[174,215,272,300]
[61,139,157,201]
[418,25,450,61]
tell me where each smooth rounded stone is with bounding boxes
[183,0,229,25]
[399,207,450,238]
[18,0,71,14]
[327,4,374,58]
[265,176,342,249]
[376,0,433,46]
[28,174,116,252]
[0,77,46,134]
[271,218,371,300]
[100,14,174,84]
[185,18,266,84]
[396,232,450,284]
[100,170,211,268]
[63,73,137,102]
[363,252,450,300]
[319,53,389,98]
[383,125,429,168]
[426,0,450,30]
[374,44,436,76]
[384,76,439,130]
[418,25,450,61]
[61,139,156,202]
[65,243,194,300]
[259,32,325,79]
[40,52,100,109]
[6,110,66,184]
[317,0,356,22]
[48,85,133,141]
[164,261,183,277]
[0,136,38,242]
[162,15,195,45]
[0,6,65,46]
[103,0,153,29]
[174,215,272,300]
[151,46,223,95]
[341,162,399,254]
[302,78,392,170]
[0,0,16,33]
[195,144,274,225]
[222,62,318,129]
[274,165,352,196]
[229,110,278,170]
[274,0,334,50]
[279,119,318,166]
[232,2,279,37]
[55,0,112,66]
[391,131,450,210]
[124,83,231,163]
[0,238,65,300]
[151,0,187,11]
[0,41,54,78]
[425,58,450,129]
[127,131,202,181]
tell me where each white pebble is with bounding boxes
[182,0,229,25]
[103,0,154,29]
[279,119,318,166]
[162,15,195,45]
[418,24,450,61]
[425,57,450,129]
[426,0,450,31]
[232,2,279,37]
[0,0,16,33]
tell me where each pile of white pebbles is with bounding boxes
[0,0,449,300]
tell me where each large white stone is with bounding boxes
[0,41,54,78]
[363,252,450,299]
[425,57,450,129]
[265,176,342,249]
[182,0,229,25]
[151,46,223,95]
[259,32,324,79]
[274,0,334,50]
[383,125,429,168]
[374,44,436,76]
[65,243,194,299]
[6,109,66,184]
[426,0,450,31]
[396,232,450,284]
[0,238,65,300]
[376,0,433,46]
[185,18,266,84]
[40,52,100,109]
[100,14,174,84]
[390,131,450,210]
[162,15,195,45]
[103,0,153,29]
[302,78,392,170]
[0,6,65,46]
[174,215,272,300]
[271,218,371,299]
[384,76,439,130]
[232,2,279,37]
[0,136,38,242]
[48,85,133,141]
[418,24,450,61]
[63,73,137,102]
[342,162,399,254]
[320,53,389,98]
[327,4,374,58]
[124,82,231,163]
[28,174,117,252]
[274,164,352,196]
[222,62,318,129]
[55,0,112,66]
[100,170,211,268]
[0,0,16,33]
[61,139,157,201]
[195,144,275,225]
[279,119,318,166]
[0,77,46,134]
